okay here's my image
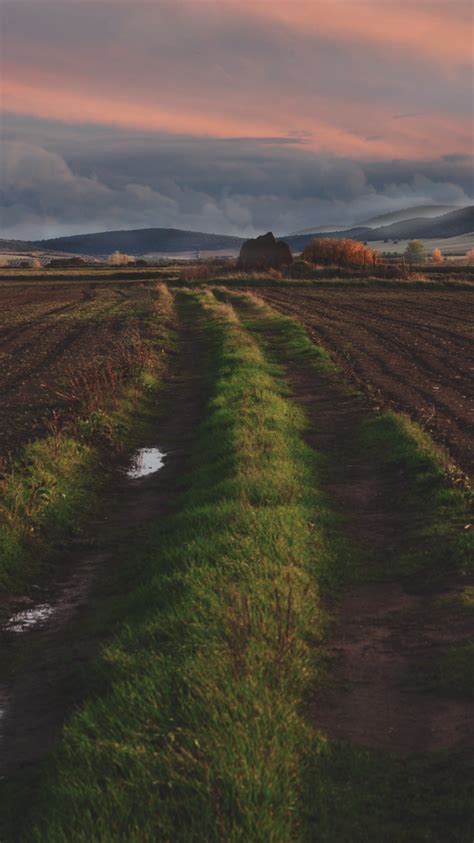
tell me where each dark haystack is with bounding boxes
[237,231,293,270]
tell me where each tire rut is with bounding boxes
[0,299,209,775]
[234,302,473,754]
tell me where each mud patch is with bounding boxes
[0,302,209,775]
[310,582,473,753]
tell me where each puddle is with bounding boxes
[126,447,165,479]
[2,555,102,636]
[5,604,55,633]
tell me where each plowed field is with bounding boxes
[0,284,157,459]
[258,288,473,476]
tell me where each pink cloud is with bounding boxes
[238,0,472,67]
[2,0,472,160]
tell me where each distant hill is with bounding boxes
[285,206,474,251]
[3,206,473,259]
[33,227,245,256]
[0,238,38,252]
[358,204,460,228]
[290,204,460,236]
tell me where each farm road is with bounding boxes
[230,293,472,754]
[0,296,209,774]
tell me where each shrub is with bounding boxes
[302,237,379,268]
[465,249,474,265]
[405,240,426,264]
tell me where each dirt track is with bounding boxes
[0,299,209,773]
[284,363,472,752]
[230,293,473,754]
[258,288,474,477]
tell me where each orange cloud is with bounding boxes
[3,70,472,162]
[0,75,395,156]
[210,0,472,67]
[2,1,471,161]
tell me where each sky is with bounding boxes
[1,0,473,240]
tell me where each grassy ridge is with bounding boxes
[5,289,340,841]
[214,288,474,842]
[216,288,472,583]
[0,284,174,590]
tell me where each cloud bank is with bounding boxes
[0,1,472,239]
[1,0,472,159]
[2,121,472,240]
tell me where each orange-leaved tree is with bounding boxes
[302,237,378,268]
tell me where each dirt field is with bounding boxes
[258,288,474,476]
[0,286,472,840]
[0,283,158,459]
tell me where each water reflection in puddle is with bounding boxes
[126,448,165,479]
[6,604,55,633]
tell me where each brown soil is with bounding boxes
[0,283,159,459]
[258,288,474,477]
[311,583,473,753]
[0,301,208,774]
[240,307,473,754]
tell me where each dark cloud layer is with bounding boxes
[1,1,472,238]
[1,117,472,240]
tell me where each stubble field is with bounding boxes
[0,277,472,842]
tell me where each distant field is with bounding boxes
[258,287,474,475]
[371,232,474,256]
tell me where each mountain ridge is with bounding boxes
[1,206,472,257]
[285,206,474,251]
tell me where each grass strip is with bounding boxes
[217,288,472,584]
[214,289,474,842]
[3,289,340,842]
[0,284,175,590]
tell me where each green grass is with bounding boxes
[0,436,97,589]
[211,289,474,842]
[0,289,344,841]
[172,273,474,290]
[358,412,472,579]
[303,742,474,843]
[2,288,473,841]
[219,289,473,583]
[0,284,175,590]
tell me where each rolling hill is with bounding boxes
[285,206,474,251]
[359,204,459,228]
[2,206,473,259]
[32,228,245,256]
[290,204,460,235]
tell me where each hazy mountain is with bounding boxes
[358,204,460,228]
[290,204,462,236]
[3,206,473,259]
[33,228,244,256]
[285,206,474,251]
